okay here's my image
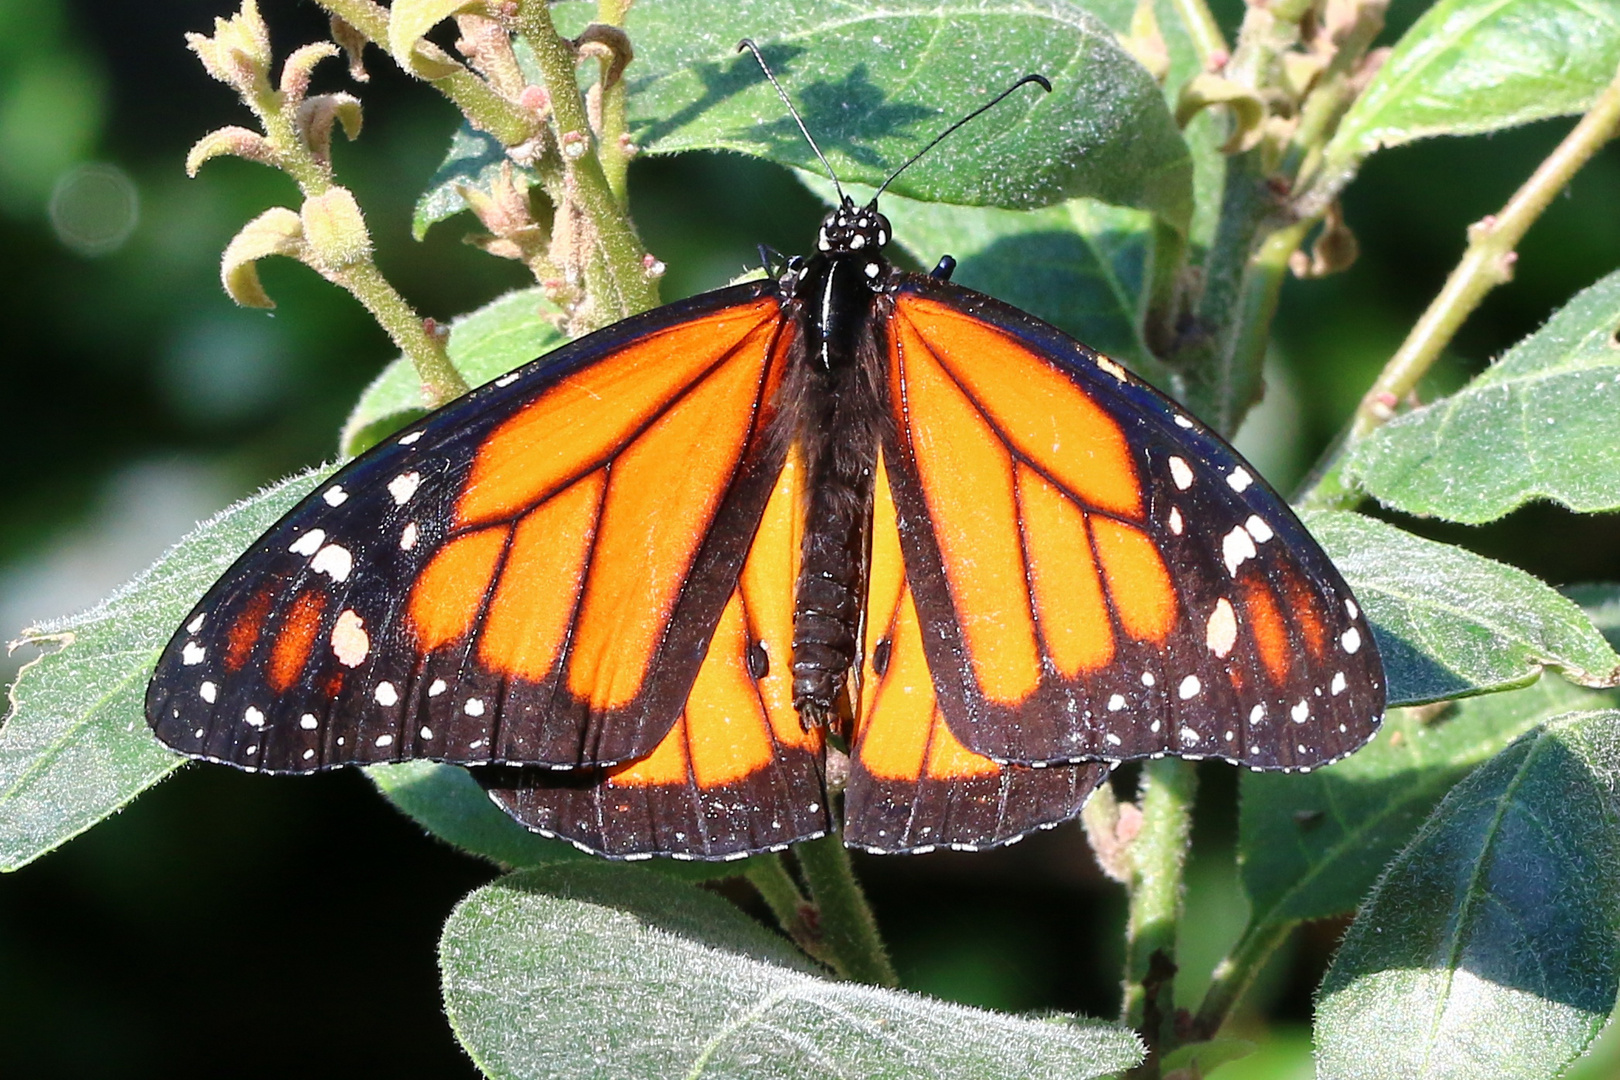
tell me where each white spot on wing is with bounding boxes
[303,748,316,760]
[464,698,486,717]
[1179,675,1201,700]
[420,726,434,740]
[289,529,325,556]
[495,372,520,388]
[188,613,205,633]
[401,522,418,550]
[1096,356,1127,380]
[399,431,422,445]
[1342,627,1362,654]
[323,486,347,507]
[1250,703,1265,725]
[1205,598,1237,658]
[1141,672,1155,686]
[388,472,422,506]
[374,681,398,706]
[1108,693,1126,711]
[428,679,447,697]
[1227,467,1253,492]
[1105,732,1123,746]
[300,714,319,730]
[244,706,265,728]
[181,642,206,665]
[1179,726,1200,745]
[1169,456,1194,490]
[331,609,369,667]
[375,734,394,748]
[1174,414,1194,428]
[1292,699,1310,723]
[1245,514,1274,543]
[1168,506,1183,534]
[200,681,217,703]
[1346,598,1359,619]
[311,544,353,583]
[1223,526,1257,576]
[1331,671,1347,695]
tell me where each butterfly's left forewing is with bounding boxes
[147,285,797,774]
[880,280,1384,771]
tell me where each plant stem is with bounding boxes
[1297,61,1620,509]
[316,0,540,147]
[337,261,467,405]
[794,834,898,987]
[1170,0,1229,67]
[518,2,660,326]
[744,856,833,967]
[1192,920,1294,1036]
[1122,759,1199,1044]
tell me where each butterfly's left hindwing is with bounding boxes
[147,284,795,774]
[482,447,833,859]
[880,278,1384,770]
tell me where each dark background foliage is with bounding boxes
[1,1,1616,1077]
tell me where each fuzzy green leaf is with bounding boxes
[0,468,328,871]
[341,287,564,456]
[441,864,1144,1080]
[614,0,1192,226]
[1347,271,1620,524]
[1241,675,1618,930]
[1308,511,1620,704]
[1315,710,1620,1080]
[367,761,773,881]
[1320,0,1620,184]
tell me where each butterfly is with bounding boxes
[146,60,1384,862]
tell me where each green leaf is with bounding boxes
[1241,675,1619,930]
[616,0,1193,226]
[878,190,1166,380]
[1315,710,1620,1080]
[413,124,521,241]
[1319,0,1620,186]
[367,761,771,882]
[1565,583,1620,652]
[441,864,1145,1080]
[341,287,564,456]
[1307,510,1620,704]
[0,468,329,871]
[1347,270,1620,524]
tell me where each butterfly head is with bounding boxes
[816,197,890,258]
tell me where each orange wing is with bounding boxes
[880,281,1384,770]
[148,285,799,774]
[483,447,831,859]
[842,454,1110,854]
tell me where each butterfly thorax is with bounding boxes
[782,198,892,728]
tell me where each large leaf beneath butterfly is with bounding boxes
[583,0,1192,227]
[1347,270,1620,524]
[1315,710,1620,1080]
[441,864,1145,1080]
[342,287,565,456]
[1315,0,1620,198]
[0,469,327,871]
[1240,674,1619,932]
[1308,511,1620,704]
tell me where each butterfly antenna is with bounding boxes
[874,74,1051,200]
[737,38,846,203]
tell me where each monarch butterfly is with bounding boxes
[146,51,1384,861]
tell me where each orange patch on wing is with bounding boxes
[924,710,999,781]
[408,526,509,651]
[1092,517,1176,642]
[478,471,604,680]
[564,340,773,711]
[1280,569,1326,658]
[1016,465,1114,676]
[456,302,779,528]
[224,589,274,672]
[892,313,1040,706]
[857,454,906,728]
[683,594,775,788]
[856,589,936,781]
[607,718,689,787]
[896,295,1141,518]
[1243,579,1290,684]
[740,445,813,750]
[267,590,326,692]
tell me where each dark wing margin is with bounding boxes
[878,277,1384,772]
[147,283,800,775]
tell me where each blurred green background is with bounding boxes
[2,1,1617,1077]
